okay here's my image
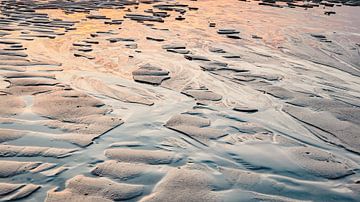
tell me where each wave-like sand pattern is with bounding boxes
[0,0,359,201]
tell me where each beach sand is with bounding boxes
[0,0,359,201]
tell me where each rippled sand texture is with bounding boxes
[0,0,359,201]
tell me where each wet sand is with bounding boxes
[0,0,359,201]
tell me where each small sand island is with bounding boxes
[0,0,359,201]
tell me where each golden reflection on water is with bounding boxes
[29,0,360,77]
[36,0,360,49]
[37,3,154,36]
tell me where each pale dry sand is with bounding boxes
[0,0,359,201]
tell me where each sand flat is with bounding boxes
[0,0,359,201]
